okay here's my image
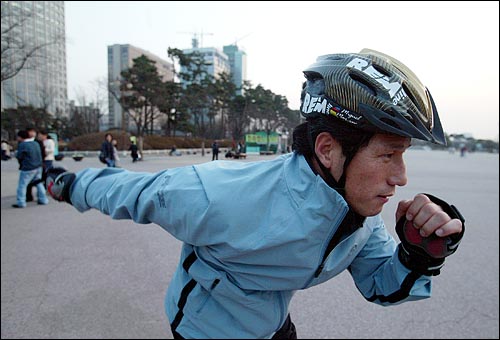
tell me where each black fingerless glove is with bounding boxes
[396,193,465,276]
[46,168,75,205]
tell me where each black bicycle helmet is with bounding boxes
[300,48,446,145]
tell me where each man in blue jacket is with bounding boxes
[46,49,464,339]
[13,130,49,208]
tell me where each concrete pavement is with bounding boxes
[2,150,499,338]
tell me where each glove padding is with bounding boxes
[46,168,75,204]
[396,193,465,276]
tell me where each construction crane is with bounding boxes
[178,30,214,48]
[232,32,252,46]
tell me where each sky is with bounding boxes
[65,1,499,141]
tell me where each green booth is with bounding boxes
[245,131,280,154]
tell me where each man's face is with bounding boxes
[343,134,411,217]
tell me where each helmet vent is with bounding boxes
[349,72,377,96]
[401,82,423,113]
[323,55,345,61]
[380,117,401,130]
[372,64,392,78]
[385,107,398,117]
[388,107,414,124]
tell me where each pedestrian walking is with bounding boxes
[13,130,48,208]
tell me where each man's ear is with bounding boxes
[315,132,335,168]
[314,132,345,171]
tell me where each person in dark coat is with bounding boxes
[129,141,139,162]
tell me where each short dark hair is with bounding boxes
[292,116,374,159]
[17,130,30,139]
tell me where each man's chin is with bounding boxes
[350,204,383,217]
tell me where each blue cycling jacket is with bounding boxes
[69,152,432,339]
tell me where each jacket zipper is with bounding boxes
[314,208,365,278]
[314,207,349,278]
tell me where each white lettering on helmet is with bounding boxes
[301,93,311,112]
[346,58,369,70]
[346,57,402,99]
[302,93,329,114]
[392,88,408,105]
[332,109,363,125]
[309,96,318,112]
[313,97,327,113]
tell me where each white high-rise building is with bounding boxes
[180,46,231,83]
[1,1,67,116]
[223,44,247,95]
[107,44,174,131]
[180,38,246,95]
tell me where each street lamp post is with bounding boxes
[170,108,176,137]
[137,95,146,159]
[123,83,133,133]
[115,82,133,154]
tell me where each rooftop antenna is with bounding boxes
[178,30,214,48]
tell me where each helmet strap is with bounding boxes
[314,152,347,197]
[307,124,347,197]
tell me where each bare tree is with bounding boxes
[37,80,57,113]
[1,3,64,82]
[71,87,101,135]
[108,55,165,157]
[2,73,57,112]
[90,77,109,117]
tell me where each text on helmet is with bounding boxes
[301,93,362,125]
[301,93,332,115]
[346,57,408,105]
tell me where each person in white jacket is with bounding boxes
[46,49,465,339]
[39,130,55,170]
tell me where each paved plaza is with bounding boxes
[1,149,499,338]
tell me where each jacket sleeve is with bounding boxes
[45,139,55,158]
[69,166,210,245]
[349,219,432,306]
[16,143,24,162]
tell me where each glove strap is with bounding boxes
[422,193,465,252]
[398,243,445,276]
[397,193,465,276]
[60,173,75,204]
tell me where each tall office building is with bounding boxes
[223,44,247,95]
[180,46,231,83]
[180,38,246,137]
[1,1,67,116]
[180,40,231,136]
[180,36,246,93]
[107,44,174,131]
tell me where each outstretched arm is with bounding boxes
[46,166,210,244]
